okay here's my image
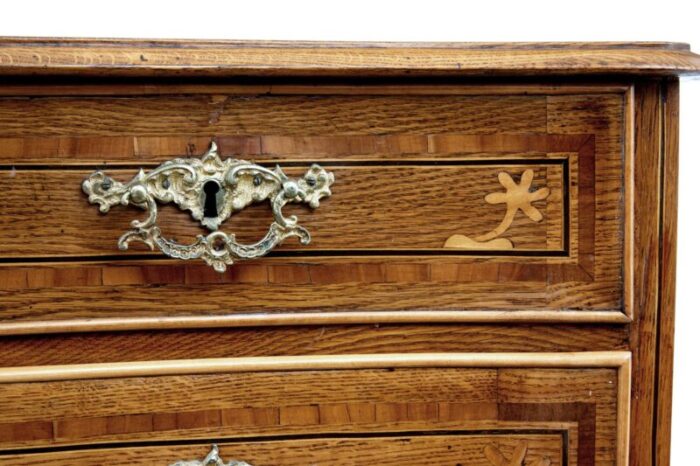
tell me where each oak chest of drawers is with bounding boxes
[0,39,698,465]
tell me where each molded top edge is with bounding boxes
[0,38,698,77]
[0,38,691,50]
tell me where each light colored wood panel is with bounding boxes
[0,311,630,336]
[222,406,279,427]
[547,94,625,134]
[279,405,320,426]
[0,270,27,290]
[618,348,633,466]
[0,281,626,330]
[0,44,675,466]
[0,133,588,164]
[497,368,618,403]
[656,78,679,466]
[547,92,629,318]
[0,352,629,463]
[0,82,633,97]
[0,257,589,288]
[629,81,662,466]
[427,133,587,154]
[0,366,498,422]
[24,267,103,288]
[0,39,698,77]
[0,434,565,466]
[0,325,628,366]
[0,164,560,256]
[0,351,631,384]
[0,90,630,330]
[438,402,498,422]
[260,134,427,157]
[497,367,624,465]
[0,420,574,452]
[0,95,546,137]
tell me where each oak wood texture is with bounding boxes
[0,435,565,466]
[0,164,564,253]
[0,351,631,382]
[0,40,686,466]
[656,79,679,466]
[0,325,629,366]
[0,352,630,466]
[0,310,631,336]
[0,84,629,330]
[0,39,698,77]
[629,81,663,466]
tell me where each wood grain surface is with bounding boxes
[0,351,629,466]
[656,78,679,466]
[629,81,663,466]
[0,164,563,254]
[0,94,546,137]
[0,39,698,77]
[0,434,565,466]
[0,45,684,465]
[0,85,628,329]
[0,324,628,366]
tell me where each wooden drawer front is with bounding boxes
[1,434,564,465]
[0,353,630,465]
[0,84,630,332]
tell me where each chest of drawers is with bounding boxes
[0,39,698,465]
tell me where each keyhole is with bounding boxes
[203,180,220,218]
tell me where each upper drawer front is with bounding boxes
[0,84,630,331]
[0,352,630,465]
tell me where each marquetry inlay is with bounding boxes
[0,38,692,466]
[484,441,551,466]
[444,169,550,250]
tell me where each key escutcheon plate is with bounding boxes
[82,142,334,272]
[169,444,251,466]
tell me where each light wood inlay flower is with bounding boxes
[444,169,550,250]
[480,169,551,241]
[484,441,552,466]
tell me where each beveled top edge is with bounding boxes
[0,38,698,77]
[0,37,691,50]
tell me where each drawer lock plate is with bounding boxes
[82,142,334,272]
[169,444,251,466]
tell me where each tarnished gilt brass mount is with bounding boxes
[82,142,334,272]
[169,444,251,466]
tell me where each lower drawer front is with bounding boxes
[0,353,629,465]
[2,435,562,465]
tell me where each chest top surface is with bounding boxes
[0,38,699,77]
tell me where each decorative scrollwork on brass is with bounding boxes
[444,169,550,250]
[484,441,551,466]
[82,142,334,272]
[169,444,252,466]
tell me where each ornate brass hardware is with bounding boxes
[82,142,334,272]
[169,444,252,466]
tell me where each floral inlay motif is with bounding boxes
[484,441,552,466]
[444,169,550,250]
